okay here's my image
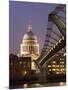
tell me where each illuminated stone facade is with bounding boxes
[20,23,39,70]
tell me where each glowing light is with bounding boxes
[60,58,64,60]
[56,69,59,71]
[24,71,27,75]
[32,61,36,70]
[52,61,56,63]
[49,69,51,71]
[56,72,59,74]
[23,84,28,88]
[22,43,39,46]
[59,82,64,86]
[48,65,51,67]
[60,69,65,72]
[52,65,55,67]
[60,58,62,60]
[56,65,59,67]
[52,69,56,71]
[60,65,64,67]
[64,53,66,56]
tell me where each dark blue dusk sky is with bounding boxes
[9,1,59,54]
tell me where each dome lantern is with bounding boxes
[28,23,32,32]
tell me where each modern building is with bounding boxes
[20,23,39,70]
[47,48,66,75]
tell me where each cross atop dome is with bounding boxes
[28,20,32,32]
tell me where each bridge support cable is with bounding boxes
[37,22,53,62]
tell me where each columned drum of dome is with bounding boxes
[20,23,39,70]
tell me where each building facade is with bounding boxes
[20,23,39,70]
[10,54,31,79]
[47,48,66,75]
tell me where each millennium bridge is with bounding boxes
[34,4,66,82]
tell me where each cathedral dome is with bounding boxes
[22,23,38,44]
[23,31,37,41]
[20,23,39,58]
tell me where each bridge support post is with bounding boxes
[39,66,47,83]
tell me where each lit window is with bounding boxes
[52,65,55,67]
[56,65,59,67]
[56,69,59,71]
[52,69,56,71]
[59,82,64,86]
[49,69,51,71]
[60,69,65,71]
[32,62,36,70]
[60,69,63,71]
[62,69,65,71]
[60,62,64,64]
[48,65,51,67]
[60,58,64,60]
[60,58,62,60]
[60,65,64,67]
[23,84,28,88]
[56,72,59,74]
[52,61,56,63]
